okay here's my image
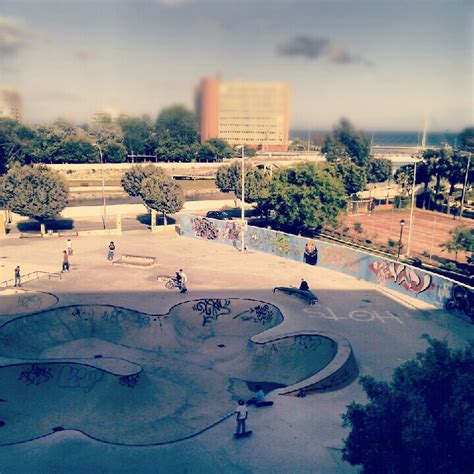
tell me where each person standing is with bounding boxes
[62,251,70,272]
[66,239,73,256]
[178,269,187,293]
[14,266,21,287]
[235,399,248,435]
[108,241,116,261]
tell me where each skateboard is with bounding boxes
[234,430,253,439]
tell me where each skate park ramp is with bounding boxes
[0,288,58,317]
[0,298,356,446]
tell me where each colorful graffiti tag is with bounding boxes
[180,214,472,315]
[368,261,433,294]
[192,217,220,240]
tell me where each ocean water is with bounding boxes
[291,130,459,148]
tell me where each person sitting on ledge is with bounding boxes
[247,385,265,406]
[299,278,309,291]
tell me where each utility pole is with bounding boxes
[407,120,427,257]
[94,143,107,230]
[459,153,471,219]
[241,144,245,252]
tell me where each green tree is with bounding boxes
[264,162,347,232]
[322,118,370,167]
[103,142,127,163]
[440,224,474,262]
[117,115,153,156]
[140,174,184,225]
[0,118,38,174]
[155,131,193,162]
[196,138,232,162]
[394,165,414,195]
[367,158,392,183]
[1,165,69,233]
[215,161,242,193]
[54,137,98,164]
[155,105,199,147]
[326,159,367,196]
[342,337,474,474]
[458,126,474,152]
[121,164,166,197]
[234,167,271,203]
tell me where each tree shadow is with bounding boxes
[17,218,75,233]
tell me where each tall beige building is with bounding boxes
[0,89,22,121]
[197,77,289,151]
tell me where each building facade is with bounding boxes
[197,77,289,151]
[0,89,22,121]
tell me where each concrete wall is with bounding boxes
[179,215,473,318]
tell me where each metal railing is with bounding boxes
[1,271,62,289]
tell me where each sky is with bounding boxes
[0,0,472,131]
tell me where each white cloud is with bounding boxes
[0,16,33,58]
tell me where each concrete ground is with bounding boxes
[0,231,473,473]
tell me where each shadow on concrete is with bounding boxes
[16,218,75,234]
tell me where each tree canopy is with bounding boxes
[440,224,474,262]
[140,173,185,219]
[342,337,474,474]
[0,118,37,174]
[322,118,370,167]
[326,159,367,196]
[121,164,166,197]
[263,162,347,231]
[1,165,69,221]
[155,105,199,147]
[215,161,242,193]
[367,157,392,183]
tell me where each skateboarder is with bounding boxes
[247,385,265,405]
[14,266,21,287]
[62,251,70,272]
[235,399,248,436]
[67,239,73,256]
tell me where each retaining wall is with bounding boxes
[179,215,473,319]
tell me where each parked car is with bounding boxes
[206,210,234,220]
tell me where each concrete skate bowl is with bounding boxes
[0,288,58,317]
[0,298,357,446]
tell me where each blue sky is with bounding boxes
[0,0,472,130]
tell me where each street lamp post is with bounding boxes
[459,153,471,219]
[397,219,405,260]
[94,143,107,229]
[406,159,420,257]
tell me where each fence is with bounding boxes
[179,215,473,320]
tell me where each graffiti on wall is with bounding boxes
[19,364,53,386]
[180,215,468,314]
[192,299,232,326]
[57,365,104,393]
[369,261,433,294]
[234,304,274,325]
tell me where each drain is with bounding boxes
[217,344,226,348]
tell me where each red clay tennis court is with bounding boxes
[341,208,474,261]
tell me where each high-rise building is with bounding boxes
[0,89,22,121]
[196,77,289,151]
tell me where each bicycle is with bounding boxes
[165,277,180,290]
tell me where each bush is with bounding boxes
[342,338,474,474]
